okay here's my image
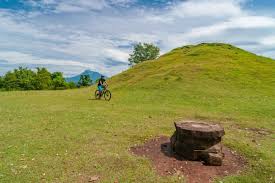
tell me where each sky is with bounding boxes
[0,0,275,77]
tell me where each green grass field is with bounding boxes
[0,43,274,183]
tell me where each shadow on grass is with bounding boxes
[88,98,110,102]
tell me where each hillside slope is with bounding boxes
[110,43,275,127]
[112,43,274,89]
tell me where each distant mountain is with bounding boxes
[65,70,105,84]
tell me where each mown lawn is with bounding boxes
[0,85,274,183]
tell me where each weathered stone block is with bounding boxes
[170,121,225,166]
[205,153,223,166]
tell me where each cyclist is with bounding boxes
[97,75,107,96]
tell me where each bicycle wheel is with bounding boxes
[104,90,112,101]
[94,90,101,99]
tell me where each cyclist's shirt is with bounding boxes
[98,78,105,86]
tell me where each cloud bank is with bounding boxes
[0,0,274,76]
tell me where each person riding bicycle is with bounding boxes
[97,75,107,96]
[95,75,111,100]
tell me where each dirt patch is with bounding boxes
[131,136,246,183]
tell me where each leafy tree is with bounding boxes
[67,82,77,89]
[3,71,20,90]
[0,67,81,91]
[0,76,3,88]
[51,72,66,90]
[128,43,160,65]
[13,67,36,90]
[78,75,92,87]
[35,67,52,90]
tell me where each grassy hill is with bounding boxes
[0,43,274,183]
[111,43,275,128]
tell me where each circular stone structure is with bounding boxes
[171,121,225,166]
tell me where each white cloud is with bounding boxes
[0,51,95,68]
[143,0,245,24]
[0,0,275,76]
[144,15,174,23]
[260,36,275,46]
[228,16,275,28]
[0,50,128,76]
[105,49,129,62]
[261,50,275,59]
[25,0,135,13]
[55,0,108,12]
[183,16,275,39]
[170,0,243,18]
[0,10,66,42]
[124,33,158,44]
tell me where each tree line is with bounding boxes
[0,43,160,91]
[0,67,92,91]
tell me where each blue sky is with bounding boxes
[0,0,275,76]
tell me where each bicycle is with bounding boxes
[94,86,112,101]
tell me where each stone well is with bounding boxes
[170,121,225,166]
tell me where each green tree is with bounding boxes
[14,67,36,90]
[0,76,3,88]
[67,82,77,89]
[3,71,19,90]
[0,67,80,91]
[128,43,160,66]
[2,67,36,90]
[78,75,92,87]
[51,72,66,90]
[35,67,52,90]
